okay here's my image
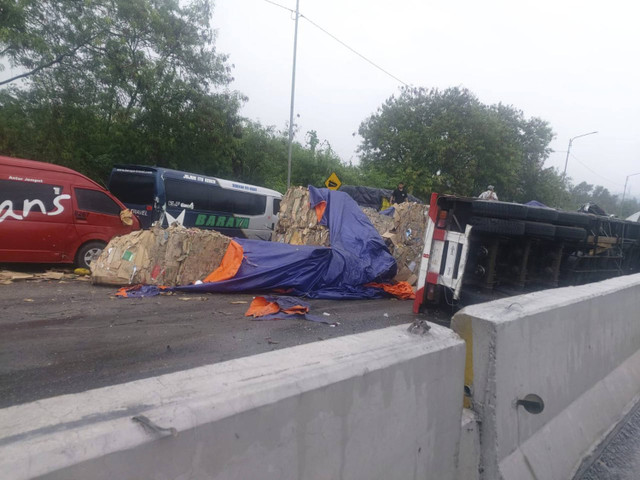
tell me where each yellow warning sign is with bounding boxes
[325,172,341,190]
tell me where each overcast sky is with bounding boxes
[212,0,640,196]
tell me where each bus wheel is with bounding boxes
[75,241,106,270]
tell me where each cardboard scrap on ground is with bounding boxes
[0,269,72,284]
[91,224,231,286]
[273,186,329,246]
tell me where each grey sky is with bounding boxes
[212,0,640,196]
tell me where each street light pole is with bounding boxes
[621,172,640,218]
[286,0,300,190]
[562,131,598,179]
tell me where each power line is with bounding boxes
[262,0,408,86]
[263,0,293,14]
[569,153,624,188]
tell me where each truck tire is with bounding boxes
[468,216,525,236]
[555,226,587,242]
[75,241,106,270]
[526,206,558,223]
[472,200,528,220]
[555,211,593,227]
[524,221,555,238]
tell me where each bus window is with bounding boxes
[165,178,267,216]
[165,178,209,210]
[109,172,155,205]
[216,189,266,216]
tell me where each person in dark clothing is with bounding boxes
[390,182,408,204]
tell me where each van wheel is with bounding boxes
[76,241,106,270]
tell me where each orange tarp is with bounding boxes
[365,281,415,300]
[245,296,310,317]
[245,297,280,317]
[314,201,327,223]
[203,240,244,283]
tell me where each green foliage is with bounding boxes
[358,86,555,202]
[231,122,359,193]
[1,3,632,217]
[0,0,242,180]
[558,180,639,218]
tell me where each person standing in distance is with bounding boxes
[390,182,408,204]
[478,185,498,201]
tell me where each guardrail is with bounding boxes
[452,273,640,480]
[0,324,465,480]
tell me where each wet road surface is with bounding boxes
[0,273,446,408]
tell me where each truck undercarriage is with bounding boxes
[414,194,640,311]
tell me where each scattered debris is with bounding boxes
[73,268,91,276]
[408,319,431,335]
[231,301,248,304]
[0,269,77,284]
[246,296,338,325]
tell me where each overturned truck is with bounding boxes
[413,193,640,311]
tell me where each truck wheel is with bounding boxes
[555,226,587,241]
[524,221,556,238]
[468,216,525,235]
[555,211,593,227]
[75,241,106,270]
[526,206,558,223]
[472,200,528,220]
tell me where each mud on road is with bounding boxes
[0,268,448,408]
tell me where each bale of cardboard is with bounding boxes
[91,224,230,286]
[273,186,428,286]
[273,186,330,246]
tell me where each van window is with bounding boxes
[109,172,155,205]
[164,178,266,216]
[0,179,64,212]
[75,188,122,215]
[273,199,281,215]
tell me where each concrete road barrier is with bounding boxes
[0,324,465,480]
[452,274,640,480]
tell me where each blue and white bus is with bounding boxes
[108,165,282,240]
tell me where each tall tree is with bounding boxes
[0,0,242,180]
[357,86,555,202]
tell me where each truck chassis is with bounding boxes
[414,193,640,311]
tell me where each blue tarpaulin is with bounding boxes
[172,186,397,299]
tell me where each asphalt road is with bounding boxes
[0,270,444,408]
[577,399,640,480]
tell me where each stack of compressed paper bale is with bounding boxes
[91,224,231,286]
[385,202,429,285]
[273,186,330,246]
